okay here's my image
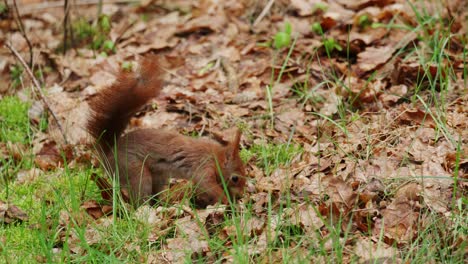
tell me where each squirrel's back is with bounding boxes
[87,55,164,152]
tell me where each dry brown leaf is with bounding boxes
[164,236,209,263]
[81,200,113,220]
[354,237,399,263]
[291,0,325,16]
[348,27,388,45]
[0,200,28,224]
[242,216,266,237]
[357,46,396,74]
[178,14,226,34]
[394,182,422,202]
[373,197,420,244]
[379,84,408,106]
[323,176,358,209]
[47,88,90,145]
[68,224,103,254]
[398,107,435,127]
[324,2,356,23]
[16,168,42,184]
[275,109,305,132]
[147,252,171,264]
[256,168,293,193]
[250,192,269,214]
[34,141,73,170]
[286,203,324,232]
[4,141,26,162]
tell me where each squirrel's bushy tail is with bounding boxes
[87,54,164,153]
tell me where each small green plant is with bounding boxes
[274,22,292,49]
[102,40,116,53]
[311,22,323,34]
[74,18,96,41]
[72,15,114,53]
[0,96,31,143]
[99,15,111,32]
[0,3,7,15]
[121,61,134,71]
[357,14,371,28]
[34,69,43,81]
[323,37,342,53]
[9,64,23,89]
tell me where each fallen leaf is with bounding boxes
[357,46,396,74]
[394,182,422,202]
[398,107,435,127]
[34,141,73,170]
[354,237,399,263]
[81,200,113,219]
[374,197,420,244]
[323,176,358,209]
[256,168,293,193]
[291,0,325,16]
[16,168,42,184]
[0,200,28,224]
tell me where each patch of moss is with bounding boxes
[0,96,31,143]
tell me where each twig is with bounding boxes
[5,43,69,145]
[11,0,33,68]
[253,0,275,27]
[63,0,70,54]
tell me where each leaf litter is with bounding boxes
[1,0,467,262]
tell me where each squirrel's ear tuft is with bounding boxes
[230,128,241,148]
[212,127,241,148]
[227,128,241,156]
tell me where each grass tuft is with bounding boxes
[0,96,31,143]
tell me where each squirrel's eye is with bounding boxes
[231,175,239,183]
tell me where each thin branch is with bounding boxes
[11,0,33,68]
[68,0,76,54]
[63,0,70,54]
[253,0,275,28]
[5,43,69,145]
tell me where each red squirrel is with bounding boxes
[87,55,246,207]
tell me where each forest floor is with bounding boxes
[0,0,467,262]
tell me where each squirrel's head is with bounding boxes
[214,128,247,200]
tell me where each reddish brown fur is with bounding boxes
[87,54,164,153]
[87,55,246,207]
